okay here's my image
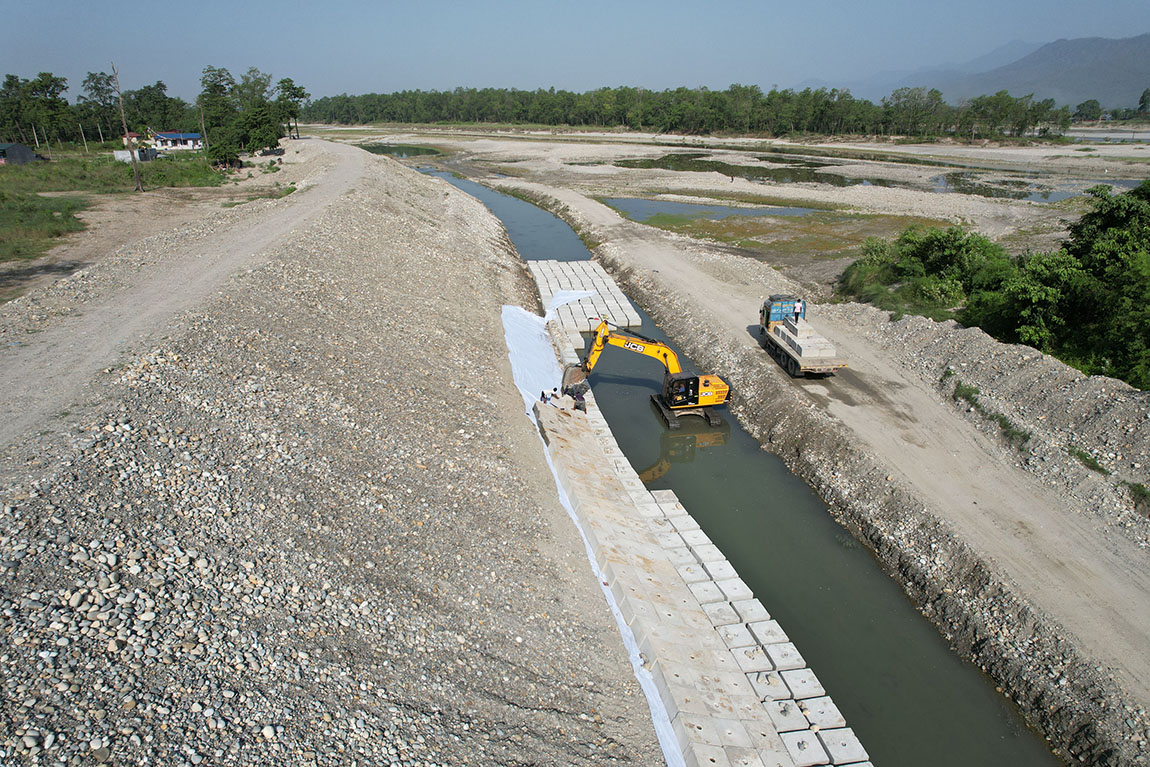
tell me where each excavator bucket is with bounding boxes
[562,364,588,389]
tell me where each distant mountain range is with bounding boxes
[804,33,1150,109]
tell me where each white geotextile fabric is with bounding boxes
[502,295,684,767]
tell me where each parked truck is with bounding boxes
[759,295,847,377]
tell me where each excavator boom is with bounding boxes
[583,319,683,375]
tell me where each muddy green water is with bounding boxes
[426,168,1063,767]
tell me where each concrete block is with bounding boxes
[667,513,700,532]
[724,746,766,767]
[677,562,711,584]
[800,696,845,730]
[657,499,689,515]
[716,676,761,706]
[681,528,713,548]
[764,699,809,733]
[718,622,756,650]
[780,669,825,700]
[748,619,789,646]
[693,543,726,563]
[647,516,674,535]
[697,687,737,719]
[650,488,679,504]
[683,742,732,767]
[756,746,796,767]
[816,728,867,765]
[689,580,726,604]
[655,531,687,549]
[635,500,667,519]
[732,599,770,623]
[712,716,754,749]
[781,730,830,767]
[716,577,754,602]
[667,684,712,719]
[666,546,699,567]
[702,600,741,627]
[741,713,788,752]
[732,644,775,674]
[704,559,738,581]
[746,670,791,701]
[673,712,722,747]
[763,642,806,671]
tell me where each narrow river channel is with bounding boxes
[425,168,1063,767]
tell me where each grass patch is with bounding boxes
[1067,447,1110,475]
[605,196,945,269]
[0,191,89,262]
[1124,482,1150,517]
[0,153,223,194]
[222,184,296,208]
[948,376,1031,449]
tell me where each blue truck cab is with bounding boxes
[761,294,804,327]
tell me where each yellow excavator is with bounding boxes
[564,319,729,429]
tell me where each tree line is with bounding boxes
[301,84,1113,138]
[841,181,1150,389]
[0,67,309,164]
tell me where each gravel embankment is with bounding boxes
[596,252,1150,766]
[0,147,661,765]
[820,305,1150,543]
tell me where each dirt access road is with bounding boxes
[0,140,364,451]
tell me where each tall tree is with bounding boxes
[1074,99,1103,121]
[197,65,237,142]
[79,71,117,139]
[275,77,309,139]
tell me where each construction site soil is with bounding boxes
[1,129,1147,765]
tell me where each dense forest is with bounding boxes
[0,67,308,163]
[300,84,1148,138]
[6,73,1148,145]
[841,182,1150,389]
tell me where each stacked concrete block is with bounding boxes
[773,321,838,360]
[531,285,869,767]
[528,259,643,334]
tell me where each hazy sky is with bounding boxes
[3,0,1148,101]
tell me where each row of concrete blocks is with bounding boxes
[538,339,869,767]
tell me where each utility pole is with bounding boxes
[199,104,209,150]
[112,63,143,192]
[79,123,89,153]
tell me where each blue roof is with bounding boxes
[155,132,201,139]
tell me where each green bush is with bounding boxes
[839,182,1150,390]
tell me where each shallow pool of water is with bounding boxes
[603,197,818,222]
[362,143,440,158]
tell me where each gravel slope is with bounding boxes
[0,142,660,765]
